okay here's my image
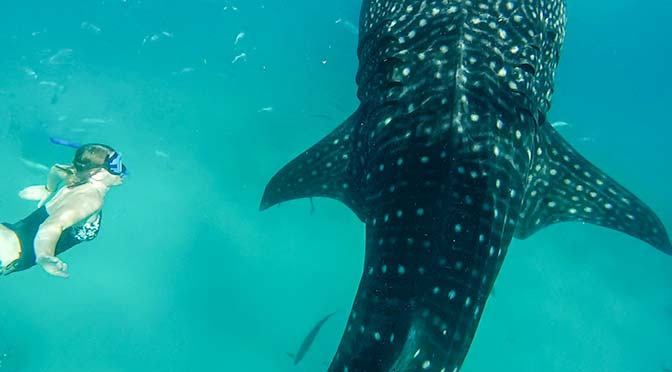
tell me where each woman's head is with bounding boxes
[73,144,116,172]
[64,144,127,186]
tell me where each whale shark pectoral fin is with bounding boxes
[286,352,295,360]
[515,122,672,254]
[259,109,366,220]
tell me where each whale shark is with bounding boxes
[260,0,671,371]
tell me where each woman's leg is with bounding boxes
[0,225,20,270]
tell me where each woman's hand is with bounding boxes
[36,255,69,278]
[18,185,53,208]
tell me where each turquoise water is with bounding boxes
[0,1,670,371]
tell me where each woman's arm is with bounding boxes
[18,164,71,207]
[46,164,70,192]
[34,193,102,278]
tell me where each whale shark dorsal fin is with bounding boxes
[515,122,672,254]
[260,110,366,221]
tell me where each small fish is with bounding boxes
[287,312,336,366]
[38,81,58,87]
[334,18,358,35]
[310,113,334,121]
[173,67,195,75]
[258,106,273,113]
[161,31,173,38]
[154,150,170,158]
[232,52,246,64]
[23,67,38,79]
[234,32,245,45]
[141,34,162,47]
[47,48,74,65]
[80,117,109,124]
[80,21,102,34]
[20,158,50,172]
[551,121,571,128]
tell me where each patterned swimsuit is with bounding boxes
[1,206,101,275]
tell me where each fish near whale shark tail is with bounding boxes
[285,352,297,364]
[516,122,671,254]
[260,110,367,221]
[286,312,339,366]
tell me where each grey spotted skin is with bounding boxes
[260,0,672,371]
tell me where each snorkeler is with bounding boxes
[0,143,127,278]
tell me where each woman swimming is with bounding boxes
[0,143,127,278]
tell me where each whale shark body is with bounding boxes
[261,0,671,371]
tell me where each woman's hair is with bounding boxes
[59,143,117,187]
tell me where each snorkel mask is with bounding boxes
[106,152,128,176]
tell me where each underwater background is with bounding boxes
[0,0,670,371]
